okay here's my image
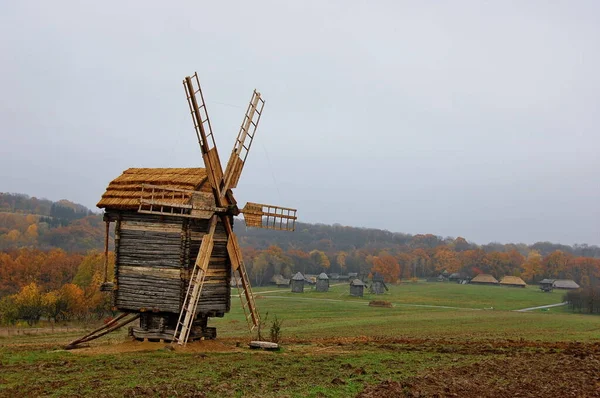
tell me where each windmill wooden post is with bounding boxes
[370,273,388,294]
[76,72,298,347]
[291,272,305,293]
[316,273,329,292]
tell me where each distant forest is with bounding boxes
[1,192,599,291]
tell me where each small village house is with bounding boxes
[350,279,366,297]
[552,279,580,290]
[539,278,555,292]
[499,276,527,288]
[470,273,499,285]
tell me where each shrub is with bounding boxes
[270,315,283,343]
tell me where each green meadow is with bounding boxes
[1,281,599,397]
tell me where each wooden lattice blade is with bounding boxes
[242,202,297,231]
[184,73,225,204]
[221,90,264,195]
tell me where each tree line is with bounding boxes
[2,192,599,260]
[241,243,600,287]
[0,250,113,326]
[1,244,599,325]
[0,193,107,252]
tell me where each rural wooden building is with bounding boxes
[449,273,469,283]
[370,273,388,294]
[350,279,366,297]
[316,272,329,292]
[97,168,231,341]
[539,278,555,292]
[470,273,499,285]
[553,279,580,290]
[291,272,305,293]
[499,276,527,288]
[271,274,290,288]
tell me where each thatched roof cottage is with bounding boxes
[470,274,499,285]
[499,276,527,288]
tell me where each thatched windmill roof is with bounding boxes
[499,276,527,287]
[470,274,499,284]
[292,272,305,281]
[350,279,366,286]
[318,272,329,280]
[97,168,209,210]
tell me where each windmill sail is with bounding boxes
[184,73,224,201]
[242,202,297,231]
[221,90,265,194]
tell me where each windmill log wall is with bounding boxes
[107,211,231,316]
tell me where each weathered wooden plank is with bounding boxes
[119,266,180,279]
[119,260,181,268]
[118,289,181,301]
[121,220,182,233]
[117,280,182,291]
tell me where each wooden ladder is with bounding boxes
[172,217,217,346]
[234,258,260,332]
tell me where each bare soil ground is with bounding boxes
[2,335,600,397]
[74,338,241,355]
[355,338,600,398]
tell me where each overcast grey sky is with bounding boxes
[1,1,598,245]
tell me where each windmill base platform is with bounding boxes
[130,313,218,342]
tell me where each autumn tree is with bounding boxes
[458,249,486,275]
[410,248,433,277]
[250,246,293,285]
[433,247,460,274]
[371,253,400,283]
[452,237,471,252]
[0,295,19,326]
[57,284,86,321]
[543,250,570,279]
[310,250,330,273]
[335,251,347,272]
[14,282,43,325]
[72,250,104,288]
[521,250,543,282]
[396,252,414,280]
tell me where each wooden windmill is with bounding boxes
[74,73,296,348]
[166,72,297,345]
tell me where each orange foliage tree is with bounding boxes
[371,253,400,283]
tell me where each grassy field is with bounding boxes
[1,281,599,397]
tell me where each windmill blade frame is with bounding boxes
[184,73,225,202]
[221,90,265,194]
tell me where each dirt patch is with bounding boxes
[72,338,243,355]
[358,348,600,398]
[369,301,393,308]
